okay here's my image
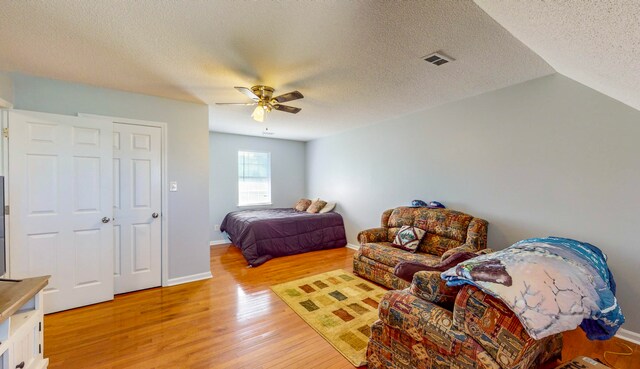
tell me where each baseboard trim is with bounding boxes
[210,240,230,246]
[616,328,640,345]
[346,243,360,251]
[167,271,212,287]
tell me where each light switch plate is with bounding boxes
[169,181,178,192]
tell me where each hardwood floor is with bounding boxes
[45,245,639,369]
[558,329,638,369]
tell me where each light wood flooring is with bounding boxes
[44,245,639,369]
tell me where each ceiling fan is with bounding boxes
[216,85,304,122]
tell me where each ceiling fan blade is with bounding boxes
[272,91,304,103]
[234,86,260,101]
[273,104,301,114]
[215,102,257,106]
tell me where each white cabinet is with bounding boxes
[0,279,48,369]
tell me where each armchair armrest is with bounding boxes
[357,227,388,245]
[453,285,563,368]
[394,261,436,283]
[465,217,488,249]
[378,289,461,355]
[409,271,461,308]
[396,251,479,284]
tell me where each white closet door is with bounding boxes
[8,110,114,313]
[113,123,161,294]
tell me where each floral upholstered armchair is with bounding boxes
[354,207,489,289]
[366,270,563,369]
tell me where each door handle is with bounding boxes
[152,213,159,219]
[16,361,25,369]
[102,217,111,223]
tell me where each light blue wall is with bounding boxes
[209,131,306,242]
[307,74,640,333]
[11,73,211,280]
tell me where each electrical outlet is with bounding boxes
[214,224,220,231]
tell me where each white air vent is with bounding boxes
[262,130,275,136]
[423,52,454,66]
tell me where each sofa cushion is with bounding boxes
[387,207,416,228]
[387,227,401,243]
[387,207,474,256]
[420,233,463,256]
[392,226,426,252]
[414,209,473,242]
[359,242,440,269]
[356,252,395,273]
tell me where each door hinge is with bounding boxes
[3,205,8,215]
[39,343,42,354]
[2,128,7,138]
[39,321,42,332]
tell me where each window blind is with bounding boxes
[238,151,271,206]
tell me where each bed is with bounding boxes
[220,208,347,266]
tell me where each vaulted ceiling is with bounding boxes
[474,0,640,114]
[0,1,635,141]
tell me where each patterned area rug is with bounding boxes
[271,270,387,367]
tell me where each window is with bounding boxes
[238,151,271,206]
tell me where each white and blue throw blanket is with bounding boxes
[441,237,624,340]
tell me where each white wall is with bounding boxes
[307,74,640,333]
[10,73,211,281]
[209,131,306,242]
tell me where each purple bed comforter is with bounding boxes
[220,208,347,266]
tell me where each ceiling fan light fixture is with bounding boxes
[217,85,303,123]
[251,105,266,122]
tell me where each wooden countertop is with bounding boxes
[0,276,49,324]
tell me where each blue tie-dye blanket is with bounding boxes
[441,237,624,340]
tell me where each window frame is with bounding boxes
[237,150,272,207]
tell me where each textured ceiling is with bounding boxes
[0,1,553,141]
[475,0,640,113]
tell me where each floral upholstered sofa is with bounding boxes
[353,207,489,289]
[366,271,563,369]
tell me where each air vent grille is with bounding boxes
[423,52,454,66]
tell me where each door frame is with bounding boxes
[1,110,10,277]
[79,113,169,287]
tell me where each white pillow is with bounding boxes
[319,202,336,213]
